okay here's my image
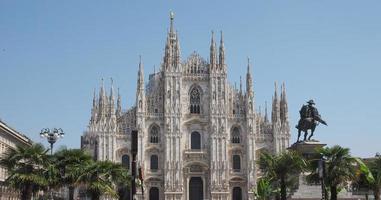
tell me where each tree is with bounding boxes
[78,160,130,200]
[311,145,357,200]
[0,143,49,200]
[258,151,307,200]
[355,156,381,200]
[54,148,93,200]
[254,177,278,200]
[368,156,381,200]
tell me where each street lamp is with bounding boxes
[40,128,64,155]
[318,155,327,200]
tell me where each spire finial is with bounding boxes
[211,30,215,44]
[93,88,96,106]
[110,77,114,91]
[264,101,268,122]
[170,11,174,20]
[137,55,144,90]
[100,78,105,96]
[116,87,122,117]
[219,30,225,70]
[247,57,251,73]
[210,30,217,69]
[169,11,175,35]
[240,76,242,93]
[220,30,224,45]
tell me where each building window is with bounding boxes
[121,154,130,170]
[231,127,241,144]
[233,155,241,172]
[150,155,158,171]
[150,125,160,143]
[190,87,201,114]
[232,187,242,200]
[149,187,159,200]
[191,132,201,150]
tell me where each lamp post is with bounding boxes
[40,128,64,155]
[318,156,327,200]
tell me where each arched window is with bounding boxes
[233,155,241,172]
[150,125,160,143]
[191,132,201,150]
[231,127,241,144]
[121,154,130,170]
[149,187,159,200]
[150,155,158,171]
[190,87,201,114]
[232,187,242,200]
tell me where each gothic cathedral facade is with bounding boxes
[81,13,290,200]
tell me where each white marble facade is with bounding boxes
[0,120,32,199]
[81,13,290,200]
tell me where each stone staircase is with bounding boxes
[291,174,365,200]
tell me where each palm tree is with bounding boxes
[254,177,278,200]
[54,148,93,200]
[368,156,381,200]
[258,151,307,200]
[0,143,49,200]
[78,160,130,200]
[314,145,357,200]
[359,156,381,200]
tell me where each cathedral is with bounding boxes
[81,13,291,200]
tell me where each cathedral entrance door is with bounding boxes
[189,177,203,200]
[232,187,242,200]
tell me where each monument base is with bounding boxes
[288,141,326,199]
[288,140,326,159]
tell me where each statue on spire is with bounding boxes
[296,99,327,142]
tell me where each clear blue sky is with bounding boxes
[1,0,380,157]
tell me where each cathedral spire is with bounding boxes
[245,57,254,113]
[136,56,145,113]
[92,88,97,109]
[239,76,243,94]
[91,88,98,124]
[280,82,288,124]
[272,82,280,123]
[98,78,108,119]
[163,11,180,72]
[246,57,253,96]
[210,31,217,71]
[264,101,269,123]
[138,56,144,90]
[116,88,122,118]
[169,11,175,38]
[99,78,105,102]
[219,31,225,70]
[109,78,115,115]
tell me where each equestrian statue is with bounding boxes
[296,100,327,142]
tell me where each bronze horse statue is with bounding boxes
[296,100,327,142]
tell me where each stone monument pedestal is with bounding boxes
[288,140,326,159]
[288,140,326,200]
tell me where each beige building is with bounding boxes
[0,119,32,199]
[81,13,291,200]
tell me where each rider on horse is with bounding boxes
[297,100,317,128]
[296,99,327,142]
